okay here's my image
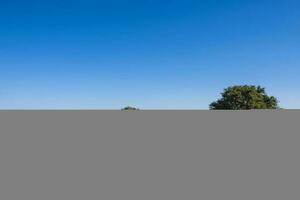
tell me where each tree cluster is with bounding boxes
[122,85,279,110]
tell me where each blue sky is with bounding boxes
[1,0,299,109]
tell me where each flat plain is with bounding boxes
[0,110,299,200]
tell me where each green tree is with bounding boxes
[121,106,140,111]
[209,85,279,110]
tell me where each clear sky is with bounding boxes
[1,0,299,109]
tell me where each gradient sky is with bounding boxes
[1,0,299,109]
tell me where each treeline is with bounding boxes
[122,85,279,110]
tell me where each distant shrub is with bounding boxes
[121,106,140,111]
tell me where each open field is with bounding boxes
[0,110,299,200]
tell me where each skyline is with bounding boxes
[1,0,300,109]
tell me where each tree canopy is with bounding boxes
[209,85,279,110]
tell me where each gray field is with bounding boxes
[0,110,299,200]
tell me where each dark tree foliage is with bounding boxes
[209,85,279,110]
[121,106,140,111]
